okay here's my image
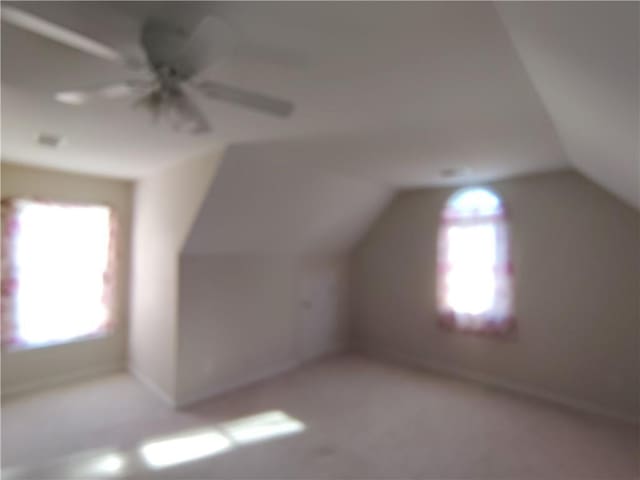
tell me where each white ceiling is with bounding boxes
[497,2,639,208]
[1,2,637,207]
[184,143,392,255]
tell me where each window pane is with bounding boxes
[437,187,514,332]
[12,201,112,348]
[445,223,497,315]
[445,188,503,219]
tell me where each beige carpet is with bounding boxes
[2,355,638,479]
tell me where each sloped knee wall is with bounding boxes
[175,142,392,406]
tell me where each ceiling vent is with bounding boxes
[36,132,64,148]
[440,167,471,179]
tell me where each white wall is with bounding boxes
[129,151,223,403]
[1,162,133,397]
[176,255,298,406]
[296,255,349,362]
[176,252,349,407]
[174,142,391,406]
[351,170,640,420]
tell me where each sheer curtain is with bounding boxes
[1,198,116,349]
[436,189,514,334]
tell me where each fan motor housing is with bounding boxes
[142,21,196,82]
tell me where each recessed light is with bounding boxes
[36,132,65,148]
[55,91,88,105]
[441,167,471,178]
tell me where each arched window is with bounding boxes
[437,188,514,334]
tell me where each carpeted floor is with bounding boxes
[2,355,638,479]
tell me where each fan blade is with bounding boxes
[55,80,154,105]
[177,16,236,71]
[1,5,124,63]
[100,80,153,98]
[180,17,305,71]
[173,91,212,134]
[195,80,294,117]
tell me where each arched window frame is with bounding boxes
[436,187,515,335]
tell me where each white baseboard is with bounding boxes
[128,365,176,408]
[298,340,349,364]
[358,345,639,425]
[176,344,350,408]
[175,358,301,409]
[131,346,346,410]
[2,363,125,400]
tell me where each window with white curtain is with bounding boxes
[1,199,116,349]
[436,188,514,334]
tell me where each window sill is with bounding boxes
[4,330,113,353]
[437,313,517,340]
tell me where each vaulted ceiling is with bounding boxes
[497,2,639,208]
[1,2,637,208]
[184,142,393,256]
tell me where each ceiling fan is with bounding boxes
[1,6,295,134]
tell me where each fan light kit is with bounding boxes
[2,6,295,134]
[55,91,88,105]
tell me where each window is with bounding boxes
[1,199,116,349]
[437,188,514,334]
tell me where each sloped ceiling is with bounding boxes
[1,2,636,209]
[3,1,566,184]
[183,142,393,256]
[497,2,639,209]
